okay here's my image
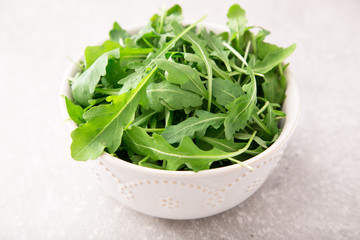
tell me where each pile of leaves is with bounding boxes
[65,4,295,172]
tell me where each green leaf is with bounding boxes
[200,136,263,156]
[132,22,159,43]
[152,4,183,34]
[72,49,120,106]
[234,133,268,149]
[172,22,213,111]
[224,68,257,139]
[153,59,207,96]
[119,16,206,94]
[120,48,154,59]
[200,136,246,152]
[118,65,147,94]
[210,78,243,106]
[262,71,286,104]
[123,126,256,172]
[109,22,130,44]
[146,81,203,111]
[70,67,157,161]
[64,96,85,125]
[251,112,272,136]
[162,110,226,144]
[202,30,232,71]
[227,4,247,36]
[252,44,296,74]
[185,53,232,82]
[84,41,121,69]
[166,4,182,16]
[66,5,294,171]
[131,109,158,127]
[101,58,126,88]
[184,33,213,111]
[264,104,280,136]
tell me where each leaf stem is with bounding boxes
[228,72,242,77]
[273,109,286,116]
[198,72,209,79]
[165,109,173,127]
[237,41,252,81]
[157,71,166,80]
[183,32,213,112]
[251,114,272,135]
[229,60,264,78]
[229,61,247,73]
[125,128,257,160]
[124,119,135,131]
[210,99,226,113]
[95,87,120,95]
[223,42,248,66]
[139,155,150,165]
[142,37,154,48]
[228,157,253,171]
[251,34,257,56]
[131,111,158,127]
[242,41,251,68]
[257,101,269,115]
[278,63,284,76]
[143,128,165,132]
[245,149,262,155]
[157,5,166,34]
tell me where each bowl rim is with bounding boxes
[59,22,300,178]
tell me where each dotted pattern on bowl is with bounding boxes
[84,148,285,211]
[160,197,181,209]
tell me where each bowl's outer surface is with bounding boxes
[60,24,300,220]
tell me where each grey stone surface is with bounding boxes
[0,0,359,239]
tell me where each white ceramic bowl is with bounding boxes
[60,24,300,220]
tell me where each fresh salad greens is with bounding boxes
[65,4,295,172]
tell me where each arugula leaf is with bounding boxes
[72,49,120,106]
[252,44,296,74]
[84,41,121,69]
[131,109,158,127]
[227,4,247,37]
[202,30,232,71]
[153,59,207,96]
[227,4,249,53]
[119,16,206,94]
[70,67,157,160]
[66,4,295,171]
[172,22,213,111]
[151,4,183,34]
[101,58,126,88]
[120,48,154,59]
[264,104,280,136]
[200,136,246,152]
[162,110,226,144]
[224,68,257,139]
[109,22,130,45]
[146,81,203,111]
[64,96,85,125]
[124,126,255,172]
[210,78,243,106]
[132,22,159,45]
[185,53,232,82]
[234,133,268,149]
[118,65,147,94]
[262,71,286,104]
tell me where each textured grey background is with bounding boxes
[1,0,360,239]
